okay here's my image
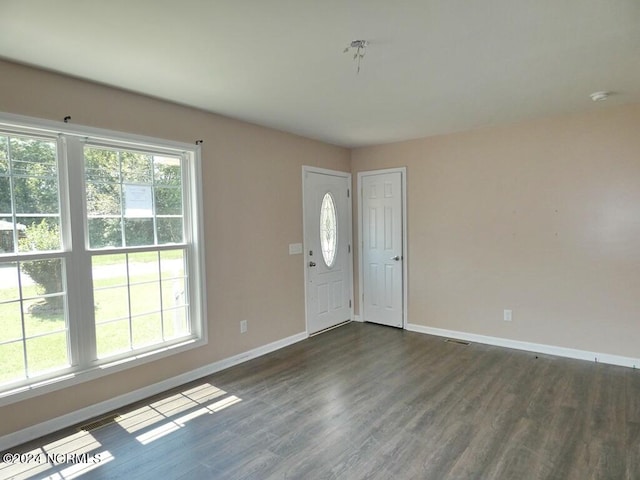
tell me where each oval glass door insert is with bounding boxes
[320,192,337,267]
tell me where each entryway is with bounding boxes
[357,168,407,328]
[303,167,353,334]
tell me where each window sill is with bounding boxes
[0,336,207,408]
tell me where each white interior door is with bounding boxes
[360,170,405,328]
[303,168,352,334]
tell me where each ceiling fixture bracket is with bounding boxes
[344,40,369,73]
[590,91,610,102]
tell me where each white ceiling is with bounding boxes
[1,0,639,147]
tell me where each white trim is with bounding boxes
[406,324,640,369]
[356,167,408,328]
[353,314,363,322]
[302,166,353,335]
[0,337,207,408]
[0,113,207,404]
[0,331,307,451]
[0,111,195,152]
[301,165,351,177]
[191,145,208,344]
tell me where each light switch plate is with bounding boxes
[289,243,303,255]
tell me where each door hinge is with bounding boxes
[347,188,350,198]
[349,300,352,308]
[348,244,351,253]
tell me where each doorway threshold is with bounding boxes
[309,320,352,337]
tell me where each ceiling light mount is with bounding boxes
[590,91,610,102]
[344,40,369,73]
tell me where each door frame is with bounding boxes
[302,166,354,335]
[357,167,408,328]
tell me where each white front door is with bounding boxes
[303,168,352,334]
[360,170,405,328]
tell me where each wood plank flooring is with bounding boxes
[2,322,639,479]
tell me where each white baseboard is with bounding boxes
[0,331,307,451]
[6,324,637,451]
[406,323,640,369]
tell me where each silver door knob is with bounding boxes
[391,256,401,261]
[309,261,317,267]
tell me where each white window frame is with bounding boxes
[0,112,207,407]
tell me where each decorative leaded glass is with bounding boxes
[320,192,337,267]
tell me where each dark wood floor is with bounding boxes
[3,322,639,479]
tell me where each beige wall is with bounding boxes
[0,60,350,436]
[352,103,640,358]
[2,57,639,440]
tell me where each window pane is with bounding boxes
[160,250,187,312]
[128,252,159,279]
[20,258,64,298]
[85,147,123,250]
[155,187,182,215]
[13,177,59,214]
[163,277,186,310]
[92,254,127,288]
[124,218,154,246]
[160,249,189,340]
[17,218,61,252]
[121,151,152,184]
[0,135,8,173]
[132,313,162,348]
[153,156,181,186]
[320,192,338,268]
[128,252,161,316]
[94,286,130,323]
[130,282,160,317]
[92,251,180,358]
[85,146,186,250]
[9,136,57,177]
[96,319,130,358]
[0,220,18,254]
[0,341,25,385]
[23,296,66,337]
[0,176,10,213]
[26,332,69,375]
[163,306,189,339]
[0,230,16,254]
[88,218,123,249]
[86,182,121,216]
[19,257,62,293]
[124,184,153,218]
[85,147,120,183]
[157,218,183,244]
[160,249,185,279]
[0,256,69,386]
[0,301,23,343]
[0,263,20,301]
[92,256,129,315]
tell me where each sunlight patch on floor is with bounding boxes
[135,394,242,445]
[0,431,107,480]
[40,450,114,479]
[1,382,240,478]
[117,382,228,434]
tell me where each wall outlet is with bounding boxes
[503,309,512,322]
[240,320,247,333]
